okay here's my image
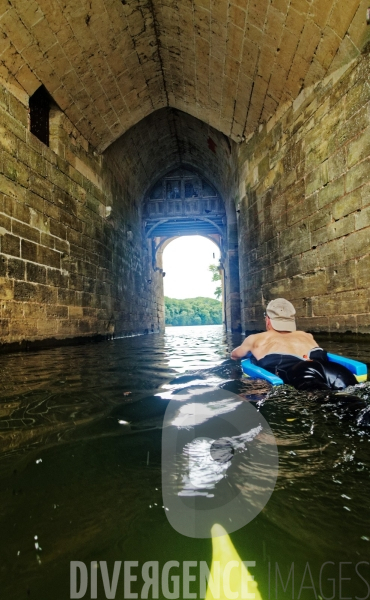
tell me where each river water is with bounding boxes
[1,325,370,599]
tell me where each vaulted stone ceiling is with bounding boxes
[0,0,368,152]
[104,107,238,206]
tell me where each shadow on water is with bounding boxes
[1,325,370,599]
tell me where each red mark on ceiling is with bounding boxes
[207,137,217,153]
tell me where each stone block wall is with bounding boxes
[0,81,164,349]
[238,51,370,336]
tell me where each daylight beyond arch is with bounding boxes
[163,236,221,300]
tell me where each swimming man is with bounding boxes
[231,298,357,391]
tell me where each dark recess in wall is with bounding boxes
[29,85,52,146]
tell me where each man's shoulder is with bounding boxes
[296,330,315,339]
[246,331,269,343]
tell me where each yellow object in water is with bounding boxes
[205,524,263,600]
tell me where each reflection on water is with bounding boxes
[181,437,229,496]
[0,326,370,598]
[179,426,263,497]
[170,398,242,427]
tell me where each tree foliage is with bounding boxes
[209,264,222,300]
[165,296,223,326]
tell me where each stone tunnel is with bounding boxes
[0,0,370,349]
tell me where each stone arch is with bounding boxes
[141,164,241,332]
[143,167,225,239]
[157,234,222,255]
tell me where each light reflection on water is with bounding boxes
[0,325,370,599]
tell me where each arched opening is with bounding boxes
[142,165,241,332]
[160,235,223,327]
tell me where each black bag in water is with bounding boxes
[285,359,357,391]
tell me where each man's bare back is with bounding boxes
[231,297,319,362]
[231,328,318,361]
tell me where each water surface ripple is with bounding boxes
[1,325,370,599]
